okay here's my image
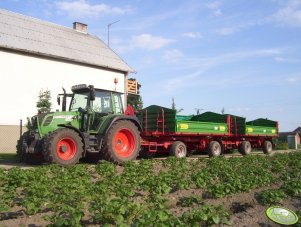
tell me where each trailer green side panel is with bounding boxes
[191,111,246,135]
[246,118,278,136]
[176,120,228,134]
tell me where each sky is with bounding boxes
[0,0,300,131]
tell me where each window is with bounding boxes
[92,91,113,113]
[113,93,123,114]
[70,93,89,111]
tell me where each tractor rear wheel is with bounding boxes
[208,141,222,157]
[102,120,140,164]
[170,141,187,158]
[43,128,83,166]
[239,141,252,155]
[263,140,273,154]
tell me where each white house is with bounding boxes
[0,9,136,153]
[0,8,134,126]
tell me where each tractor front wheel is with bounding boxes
[102,120,140,164]
[43,128,83,166]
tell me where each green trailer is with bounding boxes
[139,105,279,158]
[246,118,278,136]
[139,105,244,135]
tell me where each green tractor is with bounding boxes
[17,84,141,166]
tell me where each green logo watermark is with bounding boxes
[266,206,298,225]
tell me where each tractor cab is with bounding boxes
[70,84,124,114]
[69,84,125,132]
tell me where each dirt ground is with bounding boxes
[0,150,300,227]
[1,186,299,227]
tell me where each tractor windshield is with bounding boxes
[70,92,89,111]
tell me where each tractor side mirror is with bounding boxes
[57,96,61,105]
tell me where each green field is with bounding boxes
[0,153,18,161]
[0,152,301,226]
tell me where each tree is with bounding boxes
[171,97,183,113]
[127,78,143,111]
[37,89,52,113]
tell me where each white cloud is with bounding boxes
[206,1,222,16]
[113,34,174,53]
[213,9,222,16]
[130,34,174,50]
[163,49,183,62]
[182,32,202,39]
[287,76,301,83]
[206,1,221,10]
[56,0,132,18]
[273,0,301,27]
[218,27,237,36]
[274,57,301,63]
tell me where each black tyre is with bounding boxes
[102,120,140,164]
[16,132,44,165]
[43,128,83,166]
[169,141,187,158]
[239,141,252,155]
[263,140,273,154]
[208,141,222,157]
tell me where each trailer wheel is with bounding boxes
[170,141,187,158]
[239,141,252,155]
[43,128,83,166]
[208,141,222,157]
[263,140,273,154]
[102,120,140,164]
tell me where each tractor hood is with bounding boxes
[33,111,80,136]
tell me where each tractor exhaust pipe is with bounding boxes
[19,119,22,137]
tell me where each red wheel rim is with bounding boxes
[113,128,136,158]
[56,137,77,160]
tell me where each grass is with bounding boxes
[0,153,18,161]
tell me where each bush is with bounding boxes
[275,142,288,150]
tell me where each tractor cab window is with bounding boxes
[113,93,123,114]
[92,91,113,114]
[70,92,89,111]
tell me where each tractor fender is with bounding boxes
[104,116,142,135]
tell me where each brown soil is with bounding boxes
[2,184,298,227]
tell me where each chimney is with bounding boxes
[73,22,88,34]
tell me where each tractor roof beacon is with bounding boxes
[17,84,142,166]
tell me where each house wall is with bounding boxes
[0,125,27,153]
[0,50,126,126]
[279,133,301,145]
